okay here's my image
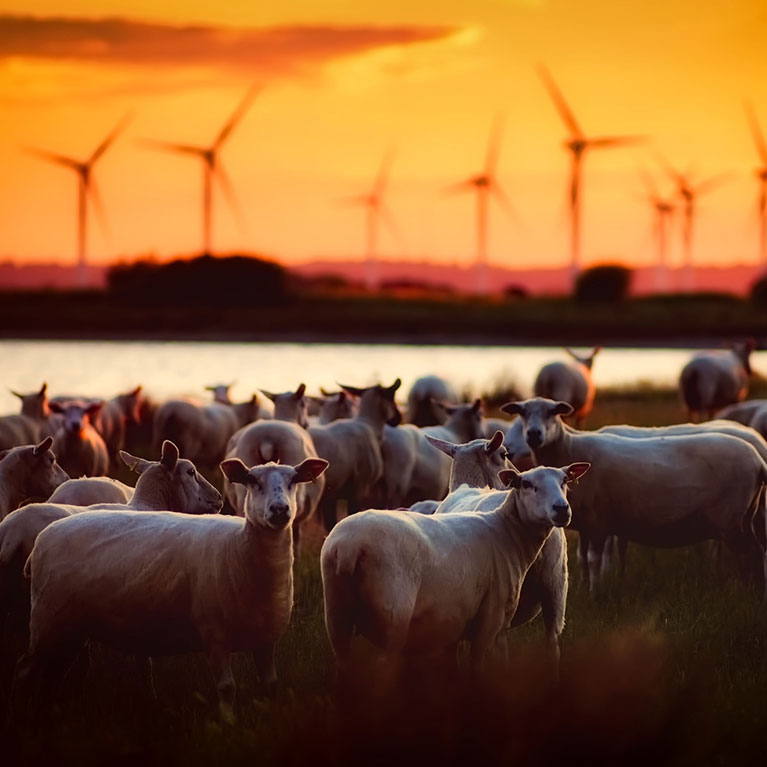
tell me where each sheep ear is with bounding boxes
[33,436,54,456]
[293,458,329,484]
[250,393,259,406]
[471,398,482,414]
[425,434,457,458]
[387,378,402,396]
[486,430,504,454]
[550,401,573,417]
[39,382,48,396]
[48,401,64,414]
[498,468,522,489]
[86,401,104,418]
[295,383,306,399]
[220,458,252,486]
[160,440,180,471]
[338,383,365,397]
[319,386,332,397]
[261,390,276,402]
[500,402,524,417]
[119,450,152,474]
[10,389,23,400]
[564,462,590,483]
[130,385,142,397]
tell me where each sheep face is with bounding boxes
[49,400,103,435]
[170,458,223,515]
[442,399,484,441]
[499,463,590,527]
[220,458,328,530]
[427,431,508,479]
[0,437,68,498]
[501,398,573,450]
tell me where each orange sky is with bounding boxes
[1,1,766,271]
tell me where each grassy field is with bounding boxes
[3,388,767,765]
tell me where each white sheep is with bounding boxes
[0,441,222,630]
[261,384,309,427]
[0,383,53,450]
[309,380,401,531]
[92,385,143,462]
[153,394,261,468]
[0,438,68,520]
[223,420,325,552]
[48,400,109,478]
[315,389,357,425]
[205,383,235,404]
[14,456,327,722]
[426,431,569,670]
[716,399,767,427]
[503,397,767,593]
[679,342,754,421]
[320,460,589,680]
[533,347,600,426]
[47,476,135,505]
[406,375,458,426]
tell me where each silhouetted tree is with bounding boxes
[574,265,632,303]
[108,254,290,307]
[750,274,767,305]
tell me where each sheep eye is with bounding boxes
[187,468,195,477]
[521,480,532,490]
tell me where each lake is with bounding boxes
[0,340,753,412]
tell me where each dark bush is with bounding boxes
[574,264,632,303]
[750,274,767,305]
[108,254,290,307]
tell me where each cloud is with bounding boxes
[0,14,462,76]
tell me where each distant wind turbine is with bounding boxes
[745,101,767,273]
[343,146,403,291]
[538,66,644,285]
[446,115,513,294]
[641,171,675,292]
[25,114,130,288]
[657,154,729,292]
[141,87,259,256]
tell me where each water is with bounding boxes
[0,340,753,412]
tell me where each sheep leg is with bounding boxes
[587,532,607,594]
[253,643,277,698]
[540,585,567,683]
[469,606,507,677]
[319,497,338,533]
[206,645,236,725]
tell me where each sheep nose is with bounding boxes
[552,503,570,525]
[269,503,290,523]
[526,429,542,448]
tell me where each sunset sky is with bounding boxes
[1,1,766,272]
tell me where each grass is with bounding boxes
[3,389,767,765]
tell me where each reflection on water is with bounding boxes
[0,340,759,413]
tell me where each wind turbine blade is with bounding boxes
[24,146,81,171]
[655,151,685,186]
[537,65,584,138]
[695,172,732,196]
[215,85,260,148]
[588,135,645,149]
[214,162,249,234]
[138,138,206,157]
[89,112,132,165]
[444,178,476,195]
[379,203,408,255]
[490,181,517,222]
[87,176,111,241]
[373,145,397,197]
[484,113,505,175]
[744,101,767,165]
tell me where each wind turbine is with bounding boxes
[141,87,258,256]
[641,171,675,292]
[657,154,729,292]
[447,115,512,295]
[25,115,130,288]
[343,146,402,291]
[538,66,643,285]
[745,102,767,273]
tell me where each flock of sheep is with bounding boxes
[0,339,766,723]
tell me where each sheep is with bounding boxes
[406,375,458,427]
[316,389,357,424]
[426,431,569,670]
[390,399,485,508]
[14,456,327,723]
[533,347,601,426]
[261,384,309,428]
[0,438,68,520]
[223,420,325,552]
[679,341,754,421]
[47,400,109,479]
[153,394,261,468]
[0,382,54,450]
[309,380,401,531]
[320,460,589,681]
[716,399,767,427]
[502,397,767,593]
[205,383,235,404]
[47,477,135,505]
[0,441,222,632]
[92,385,143,462]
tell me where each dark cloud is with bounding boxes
[0,14,460,74]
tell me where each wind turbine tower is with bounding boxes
[745,102,767,273]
